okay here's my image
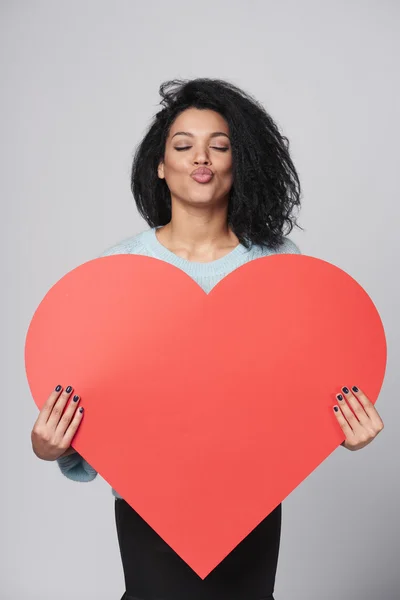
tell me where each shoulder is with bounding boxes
[98,230,150,257]
[251,236,302,258]
[274,237,302,255]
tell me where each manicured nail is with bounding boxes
[337,394,343,401]
[73,395,79,402]
[342,387,349,394]
[55,385,62,392]
[352,386,359,392]
[79,407,84,413]
[66,386,72,393]
[334,406,339,412]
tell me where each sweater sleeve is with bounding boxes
[56,452,98,482]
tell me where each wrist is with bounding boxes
[59,447,77,458]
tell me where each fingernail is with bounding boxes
[79,407,84,413]
[66,386,72,393]
[55,385,62,392]
[337,394,343,401]
[342,387,349,394]
[73,395,79,402]
[352,386,359,392]
[334,406,339,412]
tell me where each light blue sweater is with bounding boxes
[56,226,301,499]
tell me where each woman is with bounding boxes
[31,78,384,600]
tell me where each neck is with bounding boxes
[156,202,240,261]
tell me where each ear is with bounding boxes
[157,161,165,179]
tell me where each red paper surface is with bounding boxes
[25,254,387,578]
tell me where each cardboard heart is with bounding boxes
[25,254,386,578]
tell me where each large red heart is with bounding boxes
[25,254,386,578]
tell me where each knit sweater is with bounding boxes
[56,226,301,499]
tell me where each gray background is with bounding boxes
[2,1,399,598]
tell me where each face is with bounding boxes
[157,108,233,209]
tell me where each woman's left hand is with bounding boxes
[333,385,384,451]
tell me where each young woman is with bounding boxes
[31,78,384,600]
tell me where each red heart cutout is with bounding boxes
[25,254,386,578]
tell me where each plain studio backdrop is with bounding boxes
[1,1,399,599]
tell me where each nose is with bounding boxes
[193,147,211,166]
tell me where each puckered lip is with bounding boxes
[191,167,214,177]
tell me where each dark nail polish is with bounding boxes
[334,406,339,412]
[352,386,359,392]
[66,386,72,393]
[337,394,343,401]
[342,387,349,394]
[73,395,79,402]
[79,407,84,413]
[55,385,62,392]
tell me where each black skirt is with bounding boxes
[115,498,281,600]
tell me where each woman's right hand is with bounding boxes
[31,384,84,461]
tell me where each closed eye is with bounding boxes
[175,147,229,152]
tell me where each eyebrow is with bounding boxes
[171,131,230,140]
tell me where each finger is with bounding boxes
[46,385,74,430]
[62,405,84,448]
[34,384,64,426]
[55,393,81,437]
[340,386,370,427]
[350,385,384,431]
[336,392,365,435]
[333,405,355,441]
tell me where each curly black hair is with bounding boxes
[131,77,304,250]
